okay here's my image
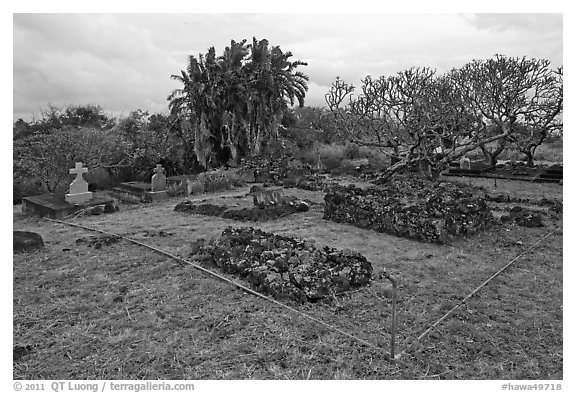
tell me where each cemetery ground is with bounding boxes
[13,177,562,380]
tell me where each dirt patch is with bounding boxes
[75,235,122,249]
[191,226,373,303]
[501,206,544,228]
[14,345,35,362]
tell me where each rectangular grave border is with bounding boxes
[42,217,393,357]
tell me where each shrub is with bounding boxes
[13,177,45,204]
[182,179,204,196]
[294,147,321,169]
[205,176,232,193]
[534,139,563,163]
[318,144,346,172]
[343,143,360,159]
[167,181,190,197]
[13,126,126,194]
[330,160,358,175]
[196,170,238,194]
[85,167,118,191]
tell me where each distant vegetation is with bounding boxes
[13,43,563,202]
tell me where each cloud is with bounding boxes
[14,14,183,118]
[462,13,562,33]
[458,14,562,66]
[13,13,564,122]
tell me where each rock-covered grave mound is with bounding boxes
[174,187,310,222]
[175,201,307,222]
[190,227,373,303]
[324,177,493,243]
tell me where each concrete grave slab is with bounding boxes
[22,193,115,219]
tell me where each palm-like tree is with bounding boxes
[245,38,309,155]
[168,37,309,167]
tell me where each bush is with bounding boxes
[85,167,118,191]
[204,176,232,193]
[294,148,321,169]
[317,144,345,172]
[167,181,190,197]
[13,177,45,204]
[330,160,358,175]
[343,143,360,159]
[13,126,127,194]
[195,169,247,194]
[534,139,563,163]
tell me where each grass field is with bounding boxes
[13,177,562,380]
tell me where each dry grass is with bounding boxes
[13,179,562,380]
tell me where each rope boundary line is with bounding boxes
[44,217,389,357]
[394,229,558,360]
[42,217,558,363]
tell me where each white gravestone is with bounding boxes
[65,162,93,204]
[151,164,167,192]
[145,164,169,201]
[459,156,471,170]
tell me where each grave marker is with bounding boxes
[65,162,93,204]
[113,164,169,202]
[459,156,471,171]
[147,164,169,201]
[151,164,167,192]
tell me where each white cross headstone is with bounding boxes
[151,164,167,192]
[65,162,93,204]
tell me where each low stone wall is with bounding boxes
[190,227,373,303]
[324,178,493,243]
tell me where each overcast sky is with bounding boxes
[13,13,563,122]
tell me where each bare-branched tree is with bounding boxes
[453,55,562,167]
[326,55,562,181]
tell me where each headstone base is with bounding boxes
[145,190,169,202]
[112,181,169,202]
[112,182,151,203]
[65,191,93,204]
[22,193,115,219]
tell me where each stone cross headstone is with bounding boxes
[151,164,167,192]
[65,162,93,204]
[459,156,471,170]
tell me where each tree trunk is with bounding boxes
[374,160,409,184]
[524,149,535,167]
[480,144,503,168]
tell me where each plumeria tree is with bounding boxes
[326,68,493,181]
[453,55,562,166]
[326,55,563,181]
